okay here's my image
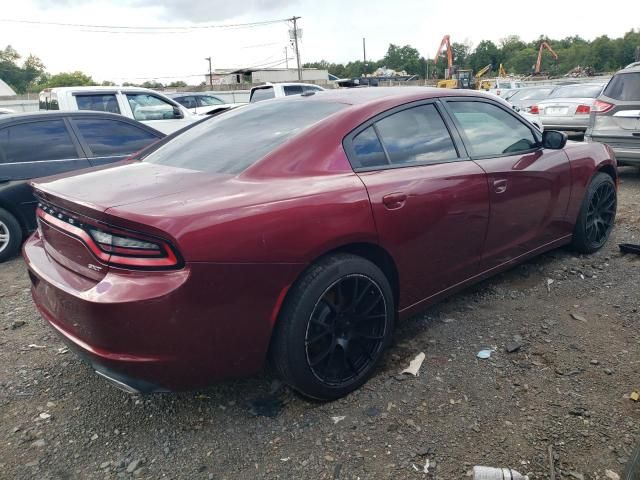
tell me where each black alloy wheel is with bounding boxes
[305,274,388,386]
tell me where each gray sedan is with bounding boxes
[535,83,605,132]
[507,86,556,113]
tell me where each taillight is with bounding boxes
[530,105,539,114]
[592,100,614,113]
[575,104,591,115]
[36,204,181,270]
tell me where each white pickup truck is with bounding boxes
[39,86,199,134]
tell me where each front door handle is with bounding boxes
[493,179,508,194]
[382,193,407,210]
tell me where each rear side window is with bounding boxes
[284,85,304,96]
[145,101,346,174]
[74,119,160,157]
[3,120,78,163]
[198,95,224,106]
[352,127,388,168]
[250,87,275,103]
[549,84,603,99]
[604,72,640,101]
[448,101,537,157]
[76,94,120,114]
[510,88,554,101]
[375,105,458,165]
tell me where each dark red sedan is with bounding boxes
[24,88,617,400]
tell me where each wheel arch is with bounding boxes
[597,163,617,184]
[0,198,28,239]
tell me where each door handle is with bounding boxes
[382,193,407,210]
[493,179,508,194]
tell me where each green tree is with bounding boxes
[167,80,187,87]
[380,44,422,73]
[35,71,95,89]
[0,45,46,93]
[141,80,163,89]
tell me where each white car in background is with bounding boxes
[166,92,244,115]
[250,82,325,102]
[39,86,199,134]
[0,108,14,115]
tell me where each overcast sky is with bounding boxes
[1,0,639,84]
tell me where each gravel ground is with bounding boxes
[1,168,639,480]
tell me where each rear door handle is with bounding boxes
[493,179,508,194]
[382,193,407,210]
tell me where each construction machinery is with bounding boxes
[498,64,507,77]
[434,35,475,89]
[534,42,558,74]
[475,64,493,90]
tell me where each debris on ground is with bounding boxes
[619,243,640,255]
[400,352,425,376]
[477,349,493,359]
[630,391,640,402]
[472,465,529,479]
[331,416,346,424]
[248,395,285,418]
[570,313,588,322]
[604,469,621,480]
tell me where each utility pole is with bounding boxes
[363,37,367,75]
[284,46,289,69]
[205,56,212,89]
[291,16,302,81]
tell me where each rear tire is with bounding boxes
[570,172,616,254]
[271,253,395,401]
[0,208,22,263]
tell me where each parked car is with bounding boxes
[166,92,243,115]
[249,82,325,102]
[39,86,199,134]
[24,88,617,400]
[586,65,640,166]
[0,108,15,115]
[487,79,525,97]
[0,111,164,262]
[533,83,605,132]
[484,91,543,131]
[507,86,557,112]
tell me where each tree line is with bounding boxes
[2,30,639,93]
[304,30,640,79]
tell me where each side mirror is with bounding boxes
[542,130,567,149]
[512,105,521,112]
[173,106,184,119]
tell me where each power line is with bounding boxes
[0,18,290,32]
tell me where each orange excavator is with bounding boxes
[534,41,558,74]
[434,35,474,89]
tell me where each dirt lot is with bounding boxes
[1,169,639,480]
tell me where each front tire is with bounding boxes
[271,254,395,401]
[570,172,616,254]
[0,208,22,263]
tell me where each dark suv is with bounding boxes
[586,65,640,166]
[0,111,164,262]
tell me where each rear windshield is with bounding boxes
[144,100,346,174]
[603,72,640,101]
[549,84,603,99]
[510,88,554,101]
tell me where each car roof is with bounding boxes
[40,86,166,94]
[251,82,324,89]
[617,65,640,74]
[0,110,164,133]
[167,92,220,97]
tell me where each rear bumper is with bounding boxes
[587,136,640,165]
[538,115,589,131]
[23,232,301,392]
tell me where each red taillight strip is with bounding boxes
[37,209,179,268]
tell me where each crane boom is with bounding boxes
[434,35,454,78]
[535,42,559,74]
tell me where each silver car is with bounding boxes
[535,83,605,132]
[586,66,640,166]
[507,86,556,113]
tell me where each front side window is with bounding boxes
[604,72,640,101]
[174,96,197,109]
[375,105,458,165]
[198,95,224,106]
[284,85,304,96]
[4,120,78,163]
[126,94,180,121]
[447,101,537,157]
[74,119,160,157]
[76,94,120,114]
[250,87,275,103]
